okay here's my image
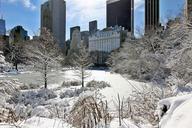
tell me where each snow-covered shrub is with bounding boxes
[37,89,57,100]
[0,51,11,72]
[31,106,51,118]
[0,80,23,105]
[19,83,40,90]
[19,84,29,90]
[59,88,87,99]
[45,101,70,118]
[86,80,111,89]
[68,95,111,128]
[127,84,174,125]
[170,48,192,86]
[0,80,23,96]
[60,90,75,98]
[8,89,57,107]
[15,104,32,119]
[61,81,81,88]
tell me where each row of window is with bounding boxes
[89,38,120,52]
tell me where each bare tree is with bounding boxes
[72,43,92,88]
[6,43,26,71]
[25,28,62,89]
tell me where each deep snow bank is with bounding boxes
[156,94,192,128]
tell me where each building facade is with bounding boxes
[0,19,6,36]
[145,0,160,33]
[81,31,89,47]
[70,26,80,40]
[89,20,97,35]
[9,26,29,44]
[107,0,132,31]
[70,29,81,50]
[41,0,66,48]
[89,27,122,65]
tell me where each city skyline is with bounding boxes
[1,0,185,39]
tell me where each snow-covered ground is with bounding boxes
[0,116,73,128]
[0,69,149,128]
[65,70,145,105]
[1,69,191,128]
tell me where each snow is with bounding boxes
[31,106,51,118]
[65,70,146,107]
[3,68,191,128]
[109,118,139,128]
[0,52,10,71]
[0,117,73,128]
[157,94,192,128]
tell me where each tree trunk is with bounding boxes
[82,67,84,88]
[15,62,18,71]
[44,64,47,89]
[118,94,122,126]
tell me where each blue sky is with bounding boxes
[1,0,185,39]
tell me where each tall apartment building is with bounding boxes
[0,19,6,36]
[89,20,97,35]
[41,0,66,48]
[145,0,160,32]
[107,0,132,31]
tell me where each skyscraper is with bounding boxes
[0,18,6,36]
[70,26,80,40]
[186,0,192,21]
[145,0,160,32]
[89,20,97,35]
[107,0,132,31]
[70,29,81,50]
[41,0,66,48]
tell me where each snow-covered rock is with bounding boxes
[156,94,192,128]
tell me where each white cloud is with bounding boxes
[66,0,106,22]
[135,0,144,9]
[7,0,36,10]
